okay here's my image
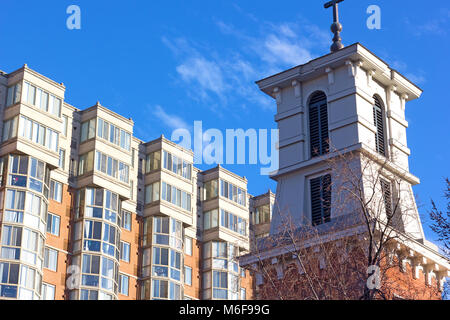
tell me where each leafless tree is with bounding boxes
[244,147,443,300]
[429,178,450,258]
[428,178,450,298]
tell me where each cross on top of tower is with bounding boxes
[324,0,344,53]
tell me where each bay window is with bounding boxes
[95,151,129,183]
[81,118,96,143]
[161,182,191,211]
[220,179,246,206]
[146,151,161,173]
[162,150,192,180]
[204,209,219,230]
[2,116,18,142]
[22,82,61,117]
[204,179,218,201]
[18,116,59,152]
[144,182,160,205]
[6,83,22,107]
[97,118,131,151]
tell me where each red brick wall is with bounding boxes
[184,238,201,299]
[118,212,140,300]
[43,183,72,300]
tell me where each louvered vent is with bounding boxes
[373,96,386,156]
[310,174,332,226]
[380,179,393,219]
[309,92,329,158]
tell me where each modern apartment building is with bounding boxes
[0,64,272,300]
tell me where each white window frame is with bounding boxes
[44,247,58,272]
[184,266,192,286]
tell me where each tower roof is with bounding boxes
[256,42,422,103]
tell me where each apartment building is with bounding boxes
[0,64,272,300]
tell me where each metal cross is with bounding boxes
[324,0,344,52]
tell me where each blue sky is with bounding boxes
[1,0,449,245]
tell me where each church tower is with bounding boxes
[259,44,425,237]
[240,1,449,299]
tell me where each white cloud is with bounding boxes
[163,14,330,114]
[152,105,191,131]
[278,24,297,38]
[176,57,227,100]
[261,34,313,67]
[406,9,450,37]
[389,59,426,85]
[392,60,408,71]
[405,73,426,85]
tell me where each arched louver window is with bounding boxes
[373,95,386,156]
[309,92,329,158]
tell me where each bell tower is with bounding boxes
[256,4,426,240]
[241,2,450,299]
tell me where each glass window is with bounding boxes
[42,283,55,300]
[84,220,102,240]
[79,289,98,300]
[5,189,25,210]
[25,83,36,105]
[78,151,94,176]
[6,83,21,107]
[36,89,48,111]
[212,271,228,299]
[152,279,168,299]
[184,237,192,256]
[119,162,129,183]
[1,225,22,247]
[49,95,61,117]
[59,149,65,170]
[46,213,60,236]
[62,115,68,137]
[119,274,129,296]
[145,182,160,205]
[204,209,219,230]
[204,180,218,200]
[94,151,128,183]
[219,210,247,236]
[44,247,58,272]
[19,265,35,291]
[146,151,161,173]
[82,254,100,275]
[97,118,130,151]
[161,182,190,211]
[220,179,246,206]
[50,180,62,202]
[120,241,130,263]
[2,117,18,142]
[22,82,61,118]
[254,204,271,225]
[18,116,58,151]
[80,118,96,142]
[162,150,191,180]
[184,266,192,286]
[120,210,132,231]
